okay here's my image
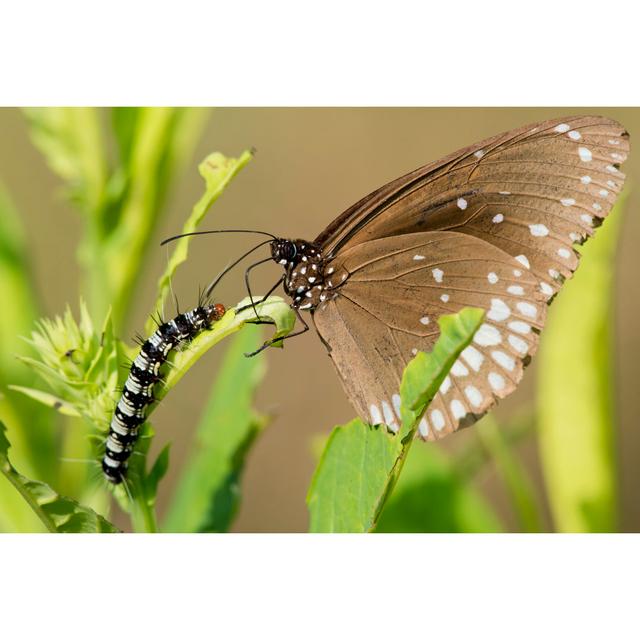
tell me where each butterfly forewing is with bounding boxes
[309,115,628,437]
[314,231,547,438]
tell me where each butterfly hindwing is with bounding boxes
[313,231,547,437]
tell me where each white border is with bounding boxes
[2,534,638,638]
[1,1,637,105]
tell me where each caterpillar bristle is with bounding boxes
[101,301,226,484]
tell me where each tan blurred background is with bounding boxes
[1,108,639,531]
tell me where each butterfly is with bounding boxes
[205,116,630,441]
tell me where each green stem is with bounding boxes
[129,484,158,533]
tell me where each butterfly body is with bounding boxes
[273,239,341,310]
[264,116,629,441]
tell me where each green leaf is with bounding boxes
[146,149,253,334]
[0,421,118,533]
[307,307,485,533]
[375,443,503,533]
[8,386,81,417]
[537,198,626,532]
[163,325,268,532]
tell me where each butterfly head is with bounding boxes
[270,238,298,266]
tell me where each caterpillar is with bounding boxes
[102,302,226,484]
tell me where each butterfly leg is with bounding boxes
[244,306,310,357]
[237,274,285,316]
[244,257,274,320]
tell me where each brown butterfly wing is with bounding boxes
[316,116,629,299]
[311,115,629,435]
[313,231,547,438]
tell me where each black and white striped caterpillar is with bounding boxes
[102,302,226,484]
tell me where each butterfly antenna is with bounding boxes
[204,239,274,299]
[160,229,277,246]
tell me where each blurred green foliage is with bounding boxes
[0,108,629,533]
[538,200,626,532]
[0,107,295,532]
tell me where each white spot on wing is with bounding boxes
[474,149,485,159]
[450,399,466,420]
[418,417,429,437]
[488,272,499,284]
[507,285,524,296]
[432,268,444,283]
[382,401,398,431]
[581,213,594,225]
[392,394,402,420]
[580,175,591,184]
[568,130,581,140]
[462,346,484,372]
[540,281,554,296]
[508,334,528,354]
[420,316,430,325]
[561,198,575,207]
[465,386,483,408]
[492,213,504,224]
[508,320,531,334]
[413,254,425,261]
[578,147,592,162]
[558,248,571,259]
[440,294,450,303]
[457,198,468,210]
[488,371,506,392]
[515,255,530,269]
[474,323,502,347]
[529,223,549,237]
[491,350,516,372]
[370,404,382,424]
[439,375,452,394]
[451,360,469,377]
[516,301,538,319]
[554,123,570,133]
[487,298,510,322]
[431,410,445,431]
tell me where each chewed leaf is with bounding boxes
[307,307,484,533]
[148,149,253,334]
[0,421,118,533]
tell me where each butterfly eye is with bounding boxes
[273,240,297,263]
